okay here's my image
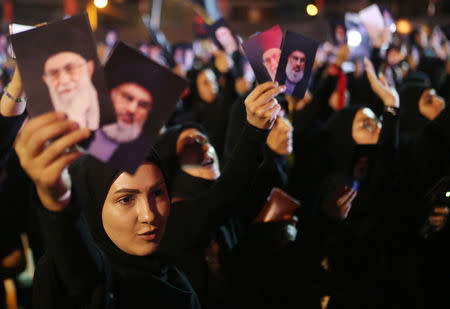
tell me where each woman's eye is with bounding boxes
[118,195,135,205]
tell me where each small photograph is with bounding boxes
[241,25,283,83]
[9,13,114,130]
[329,18,347,46]
[274,30,319,99]
[358,3,385,44]
[345,12,371,60]
[380,5,396,33]
[207,18,239,55]
[172,41,195,73]
[85,41,188,174]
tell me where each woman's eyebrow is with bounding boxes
[113,180,165,195]
[113,188,140,195]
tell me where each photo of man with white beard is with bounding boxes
[42,50,100,130]
[9,13,113,129]
[275,30,319,99]
[285,49,306,94]
[241,25,283,84]
[86,41,188,174]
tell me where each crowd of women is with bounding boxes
[0,17,449,309]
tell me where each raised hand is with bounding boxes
[14,111,91,211]
[364,57,399,108]
[322,185,358,220]
[244,81,285,130]
[428,206,449,232]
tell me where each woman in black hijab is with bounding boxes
[153,84,286,308]
[18,123,201,308]
[393,68,450,309]
[169,61,237,163]
[14,81,284,308]
[299,58,402,309]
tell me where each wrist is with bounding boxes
[384,105,399,116]
[36,186,72,212]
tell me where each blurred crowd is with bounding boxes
[0,12,449,309]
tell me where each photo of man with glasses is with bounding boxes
[10,13,112,129]
[42,50,100,130]
[241,25,282,83]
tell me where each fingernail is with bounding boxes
[56,112,67,120]
[82,128,91,137]
[70,122,79,130]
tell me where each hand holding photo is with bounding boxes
[86,41,188,174]
[241,25,283,83]
[274,30,319,99]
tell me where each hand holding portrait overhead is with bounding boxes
[241,26,318,99]
[9,13,188,174]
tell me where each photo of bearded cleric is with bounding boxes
[9,13,113,130]
[274,30,319,99]
[86,41,188,173]
[241,25,283,83]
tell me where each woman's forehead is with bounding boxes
[111,163,164,191]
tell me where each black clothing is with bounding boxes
[156,122,269,307]
[31,151,201,309]
[298,106,400,309]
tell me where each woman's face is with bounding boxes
[196,69,218,103]
[352,107,382,145]
[176,128,220,180]
[418,88,446,121]
[102,163,170,256]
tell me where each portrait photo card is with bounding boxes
[241,25,283,84]
[274,30,319,99]
[85,41,188,174]
[9,12,114,130]
[329,18,347,46]
[207,18,239,55]
[358,3,385,44]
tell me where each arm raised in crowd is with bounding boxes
[161,81,285,253]
[0,64,26,117]
[14,112,105,303]
[0,64,28,167]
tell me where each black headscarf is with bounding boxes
[69,148,170,281]
[398,71,431,142]
[183,64,217,110]
[311,72,341,124]
[154,122,209,190]
[320,106,360,174]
